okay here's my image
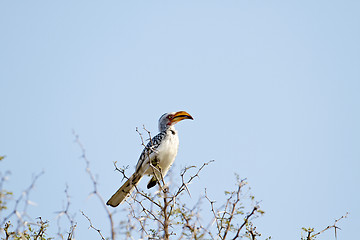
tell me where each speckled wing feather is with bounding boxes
[135,131,166,172]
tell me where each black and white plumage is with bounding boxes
[106,111,193,207]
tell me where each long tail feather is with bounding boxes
[106,173,143,207]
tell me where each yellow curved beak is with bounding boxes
[172,111,194,123]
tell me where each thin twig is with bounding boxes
[310,212,349,240]
[232,206,259,240]
[171,160,214,204]
[222,182,243,239]
[55,184,77,239]
[81,211,106,240]
[73,130,115,240]
[1,171,44,229]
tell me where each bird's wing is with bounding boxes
[107,132,167,207]
[135,131,166,172]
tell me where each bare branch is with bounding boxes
[81,211,106,240]
[222,181,243,239]
[113,162,130,181]
[73,130,115,240]
[309,212,349,240]
[205,189,221,238]
[171,160,214,203]
[232,206,258,240]
[1,171,44,229]
[55,184,76,240]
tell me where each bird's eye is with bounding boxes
[167,115,172,119]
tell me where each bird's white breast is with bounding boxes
[155,130,179,175]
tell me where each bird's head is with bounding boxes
[158,111,193,131]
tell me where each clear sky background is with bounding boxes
[1,1,359,239]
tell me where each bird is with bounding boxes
[106,111,193,207]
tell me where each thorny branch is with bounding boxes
[81,211,106,240]
[127,199,150,237]
[33,217,48,240]
[177,197,213,240]
[205,178,262,240]
[303,212,349,240]
[245,222,261,240]
[171,160,215,204]
[113,162,130,182]
[73,131,115,240]
[1,126,348,240]
[135,126,154,153]
[222,180,243,239]
[232,206,259,240]
[0,162,11,214]
[55,184,77,240]
[205,188,221,236]
[1,171,44,229]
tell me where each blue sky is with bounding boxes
[1,1,359,239]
